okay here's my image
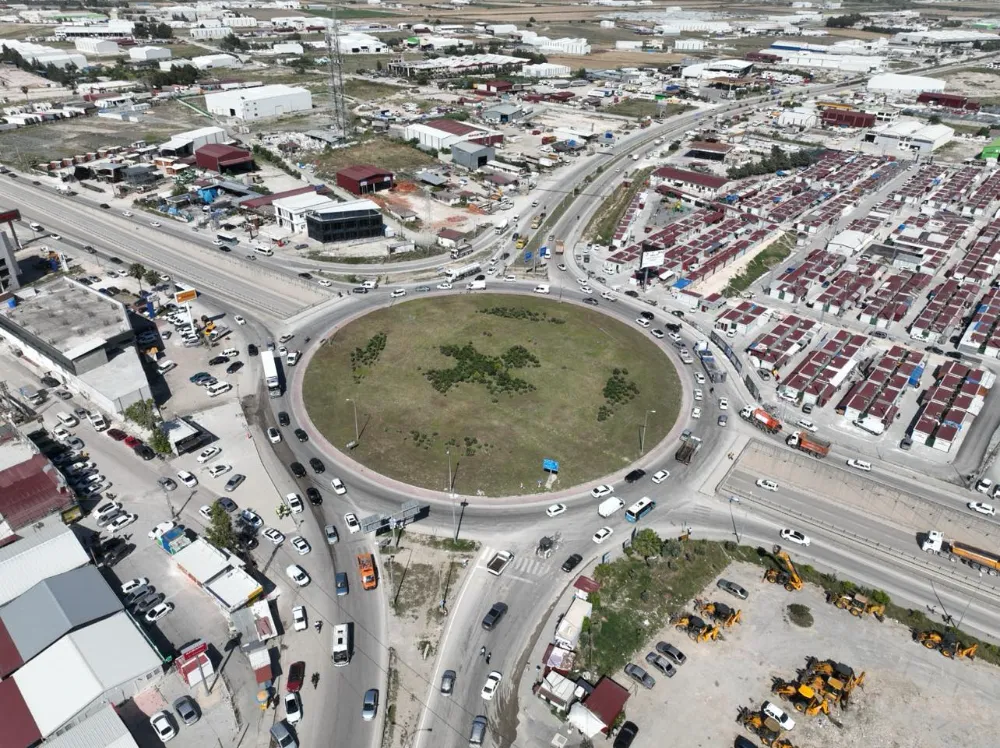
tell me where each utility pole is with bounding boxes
[345,398,359,443]
[641,409,656,453]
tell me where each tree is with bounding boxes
[660,538,683,559]
[123,398,159,430]
[144,268,161,287]
[928,114,941,125]
[128,262,148,290]
[631,528,662,564]
[149,427,172,454]
[205,502,237,551]
[977,126,993,138]
[19,85,28,109]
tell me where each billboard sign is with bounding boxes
[640,248,666,269]
[175,289,198,304]
[524,251,533,262]
[543,458,559,473]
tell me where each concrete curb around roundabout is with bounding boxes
[288,286,695,509]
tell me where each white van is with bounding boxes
[534,284,550,295]
[88,412,108,431]
[156,359,176,375]
[598,497,625,518]
[286,351,301,366]
[467,280,486,291]
[56,412,79,428]
[254,245,274,257]
[207,381,232,397]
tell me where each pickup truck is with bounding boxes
[487,550,514,576]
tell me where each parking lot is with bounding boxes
[619,562,1000,748]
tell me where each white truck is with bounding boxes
[487,550,514,576]
[494,218,509,235]
[467,279,487,291]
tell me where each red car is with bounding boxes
[106,428,127,441]
[287,661,305,693]
[124,436,141,448]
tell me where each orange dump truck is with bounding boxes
[357,553,377,590]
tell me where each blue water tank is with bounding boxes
[6,298,15,309]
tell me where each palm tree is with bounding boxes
[128,262,148,290]
[144,268,161,288]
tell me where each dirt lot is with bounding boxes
[623,561,1000,748]
[381,534,477,748]
[313,138,437,177]
[934,70,1000,105]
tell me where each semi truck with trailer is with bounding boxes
[739,406,782,434]
[786,431,831,458]
[922,531,1000,572]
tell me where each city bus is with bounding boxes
[625,497,656,523]
[331,623,351,667]
[216,232,238,244]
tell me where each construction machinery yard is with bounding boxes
[621,560,1000,748]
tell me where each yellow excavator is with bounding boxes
[696,623,722,642]
[699,600,743,628]
[763,545,803,592]
[771,680,831,717]
[917,630,977,660]
[827,591,886,622]
[736,706,781,746]
[671,613,722,643]
[800,659,866,709]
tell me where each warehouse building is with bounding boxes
[190,25,233,40]
[451,140,495,170]
[869,120,953,154]
[402,118,503,151]
[652,166,729,199]
[306,200,385,244]
[916,92,980,111]
[73,38,118,56]
[822,109,876,128]
[159,125,226,157]
[194,143,254,173]
[205,84,312,121]
[189,53,240,71]
[867,73,945,96]
[0,424,75,540]
[335,165,394,196]
[0,524,89,608]
[129,45,171,62]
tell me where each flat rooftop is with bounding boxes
[3,278,130,360]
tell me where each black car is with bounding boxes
[209,356,229,366]
[352,287,369,295]
[298,272,313,280]
[926,345,944,355]
[665,322,681,333]
[247,344,259,356]
[278,411,290,427]
[613,721,639,748]
[99,203,110,209]
[290,462,306,478]
[309,457,325,473]
[226,362,243,375]
[109,257,122,265]
[294,428,309,442]
[83,245,97,254]
[561,553,582,573]
[306,487,322,505]
[217,497,238,513]
[670,310,685,318]
[945,351,963,360]
[624,290,639,298]
[482,602,508,631]
[625,468,646,484]
[583,298,599,306]
[134,444,156,460]
[639,311,654,320]
[40,375,61,388]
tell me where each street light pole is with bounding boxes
[346,398,359,443]
[641,409,656,453]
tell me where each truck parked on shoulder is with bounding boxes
[922,531,1000,572]
[786,431,831,458]
[487,550,514,576]
[739,406,782,434]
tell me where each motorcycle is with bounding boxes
[314,620,322,633]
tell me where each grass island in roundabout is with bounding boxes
[302,294,682,496]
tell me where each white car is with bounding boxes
[762,701,795,731]
[286,564,310,586]
[593,526,614,544]
[318,279,332,287]
[968,501,996,517]
[546,503,567,518]
[145,602,173,623]
[177,470,198,488]
[267,427,282,444]
[779,528,810,547]
[719,398,729,410]
[601,291,615,301]
[694,373,706,384]
[756,478,778,492]
[651,470,670,484]
[150,711,177,742]
[234,315,246,325]
[635,317,650,328]
[198,505,213,521]
[197,449,220,465]
[691,407,702,419]
[284,692,302,724]
[263,528,285,545]
[53,425,72,441]
[436,282,453,290]
[109,513,137,533]
[212,239,224,246]
[291,536,311,555]
[122,211,133,217]
[846,458,871,472]
[150,221,161,228]
[481,671,503,701]
[796,418,818,433]
[286,493,304,513]
[693,388,703,401]
[122,577,149,595]
[148,521,176,539]
[503,274,515,283]
[325,524,339,544]
[576,277,589,286]
[292,605,308,631]
[390,289,406,298]
[207,463,232,479]
[976,478,994,494]
[331,477,347,495]
[345,513,360,533]
[590,484,614,499]
[240,509,262,529]
[579,286,593,295]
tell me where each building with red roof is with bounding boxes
[336,164,394,196]
[194,143,254,174]
[652,166,729,199]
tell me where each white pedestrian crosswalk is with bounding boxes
[478,545,551,580]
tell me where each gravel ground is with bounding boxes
[620,561,1000,748]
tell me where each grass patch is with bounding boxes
[343,78,407,101]
[303,295,681,495]
[584,167,653,246]
[605,100,693,120]
[417,536,480,553]
[387,559,438,617]
[787,603,814,627]
[314,138,436,177]
[722,233,794,298]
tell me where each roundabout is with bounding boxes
[301,293,683,496]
